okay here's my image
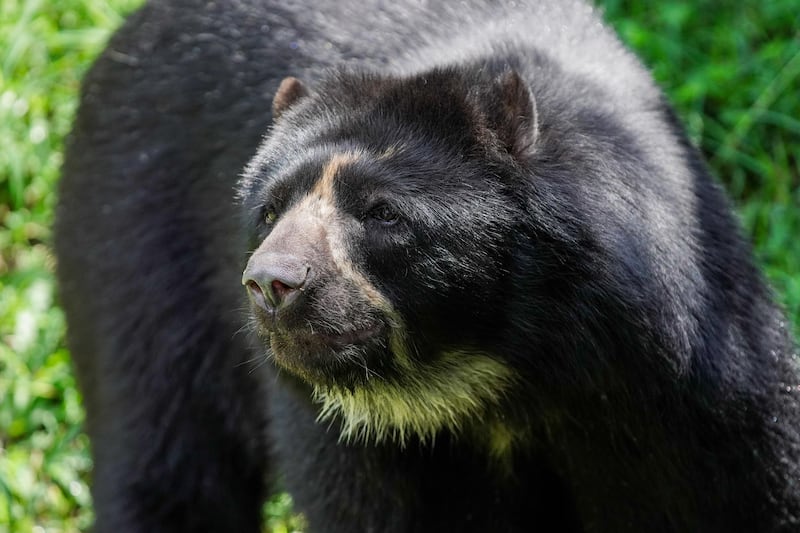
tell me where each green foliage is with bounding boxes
[603,0,800,331]
[0,0,797,531]
[1,0,140,530]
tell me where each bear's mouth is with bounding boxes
[267,322,385,350]
[311,324,384,347]
[265,323,390,386]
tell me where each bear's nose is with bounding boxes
[242,254,310,311]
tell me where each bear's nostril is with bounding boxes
[271,279,295,302]
[245,279,271,311]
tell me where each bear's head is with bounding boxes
[238,68,539,445]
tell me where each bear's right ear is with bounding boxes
[272,76,309,121]
[488,70,539,160]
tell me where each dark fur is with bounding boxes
[55,0,800,531]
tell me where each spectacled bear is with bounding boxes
[54,0,800,531]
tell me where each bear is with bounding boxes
[54,0,800,531]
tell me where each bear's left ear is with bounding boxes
[272,76,309,121]
[482,70,539,159]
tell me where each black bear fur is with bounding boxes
[55,0,800,531]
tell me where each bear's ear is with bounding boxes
[272,76,309,121]
[483,70,539,159]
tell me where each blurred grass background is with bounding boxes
[0,0,798,531]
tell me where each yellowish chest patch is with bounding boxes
[312,350,515,446]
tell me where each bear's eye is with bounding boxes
[263,205,278,224]
[368,203,400,226]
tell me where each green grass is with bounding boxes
[0,0,797,531]
[1,1,140,530]
[603,0,800,332]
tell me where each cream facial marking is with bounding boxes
[299,151,394,312]
[312,152,357,199]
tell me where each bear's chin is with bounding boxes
[267,326,390,388]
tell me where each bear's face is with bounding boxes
[243,150,406,388]
[239,70,531,443]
